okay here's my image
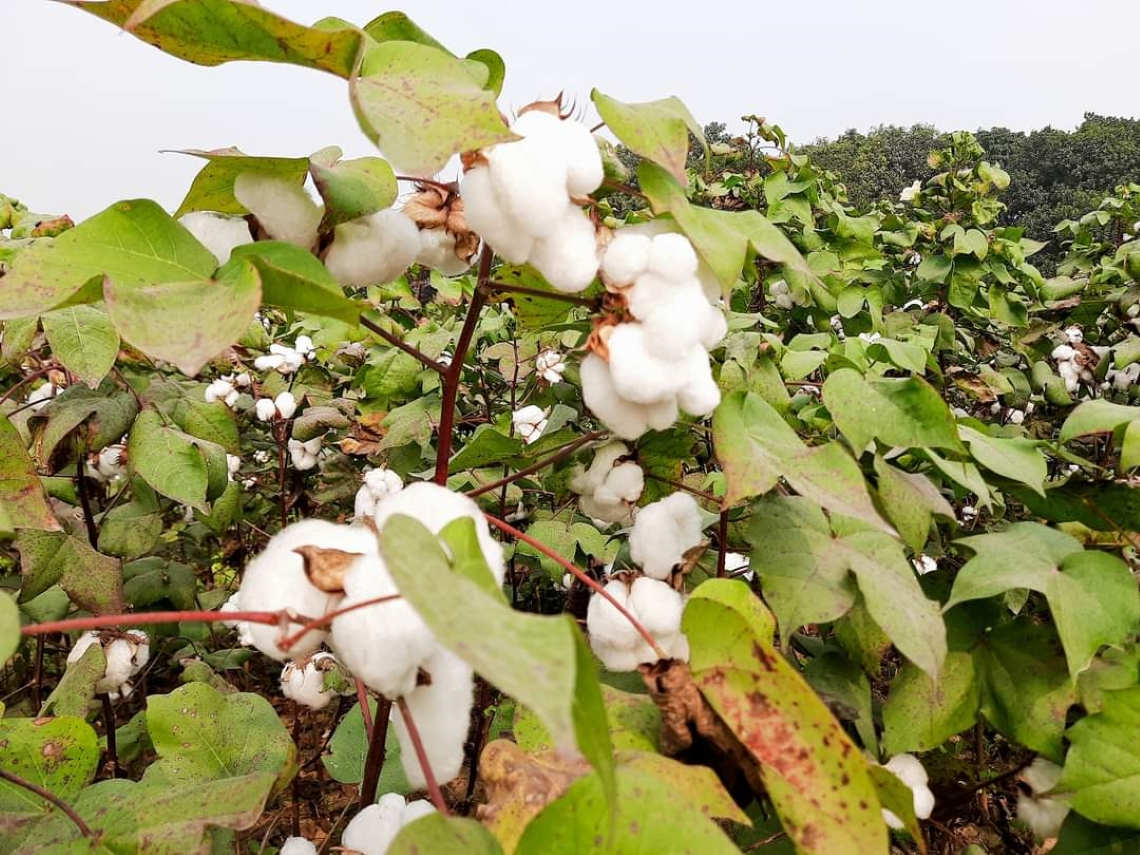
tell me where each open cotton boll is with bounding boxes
[324,209,421,288]
[415,227,471,276]
[370,482,506,585]
[342,794,437,855]
[624,271,686,322]
[569,442,629,496]
[606,324,688,405]
[280,651,340,711]
[628,576,685,639]
[233,172,321,250]
[528,205,599,293]
[67,630,149,699]
[580,353,652,440]
[880,754,935,829]
[178,211,252,266]
[486,132,570,239]
[699,304,728,350]
[392,646,475,788]
[353,467,404,520]
[601,232,653,286]
[676,348,721,417]
[288,436,322,471]
[279,838,317,855]
[561,125,605,197]
[639,287,717,360]
[1017,758,1070,840]
[238,520,376,661]
[629,492,703,580]
[646,232,700,281]
[593,461,644,506]
[461,166,534,264]
[586,577,686,671]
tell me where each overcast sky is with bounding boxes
[5,0,1139,220]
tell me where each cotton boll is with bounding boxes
[569,442,630,497]
[1052,344,1075,362]
[586,579,651,669]
[233,172,321,250]
[1016,758,1070,839]
[699,304,728,350]
[629,493,703,580]
[643,396,681,432]
[461,166,534,264]
[579,353,654,440]
[560,123,605,197]
[528,205,599,293]
[178,211,252,266]
[238,520,375,660]
[288,436,322,471]
[370,482,506,585]
[324,209,421,288]
[676,348,721,417]
[67,630,149,698]
[255,398,278,422]
[624,271,686,322]
[647,233,699,281]
[487,138,569,239]
[275,391,298,420]
[342,794,405,855]
[601,232,653,286]
[881,754,935,829]
[512,405,549,444]
[594,461,644,506]
[628,577,685,639]
[391,646,474,788]
[578,496,634,525]
[606,324,687,405]
[416,227,471,276]
[353,467,405,520]
[402,799,437,825]
[639,287,716,360]
[279,838,317,855]
[280,651,340,711]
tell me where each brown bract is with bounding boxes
[403,185,479,266]
[293,545,362,594]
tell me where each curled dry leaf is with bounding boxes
[292,545,363,594]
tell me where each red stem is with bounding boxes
[21,609,283,636]
[359,314,447,374]
[434,247,492,484]
[484,514,665,657]
[276,594,402,652]
[396,696,449,815]
[465,431,605,498]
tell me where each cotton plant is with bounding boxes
[279,651,347,711]
[288,436,323,471]
[233,171,322,250]
[568,441,644,525]
[461,99,604,293]
[511,405,548,445]
[401,183,478,276]
[353,466,404,519]
[177,211,252,265]
[534,348,566,384]
[255,336,316,375]
[628,492,704,580]
[65,630,150,701]
[341,793,436,855]
[323,208,421,288]
[878,753,935,829]
[204,372,251,408]
[899,180,922,203]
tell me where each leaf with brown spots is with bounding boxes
[683,579,889,854]
[0,413,61,533]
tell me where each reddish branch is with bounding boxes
[0,767,94,839]
[396,696,449,815]
[21,609,283,636]
[276,595,402,652]
[465,431,606,498]
[484,514,665,657]
[359,314,448,374]
[358,698,393,807]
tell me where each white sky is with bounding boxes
[5,0,1139,220]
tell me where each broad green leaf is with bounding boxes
[924,449,993,511]
[105,260,261,377]
[822,368,964,453]
[516,519,620,580]
[592,91,706,183]
[1,316,39,364]
[379,515,615,800]
[379,396,438,451]
[0,199,216,319]
[868,764,925,846]
[173,148,310,217]
[391,814,504,855]
[123,557,197,611]
[639,162,815,291]
[448,425,524,472]
[97,501,163,561]
[227,242,361,324]
[714,391,893,533]
[883,652,978,754]
[1060,400,1140,443]
[959,426,1048,495]
[0,595,19,667]
[15,530,123,615]
[40,644,105,719]
[177,399,240,454]
[947,524,1140,678]
[145,682,297,793]
[804,652,877,755]
[515,685,662,754]
[1058,685,1140,828]
[0,414,60,532]
[78,0,362,76]
[15,772,275,853]
[363,11,449,49]
[309,148,398,230]
[40,305,120,388]
[873,457,953,552]
[684,580,887,854]
[350,41,515,176]
[28,385,139,468]
[1052,812,1140,852]
[128,409,220,511]
[322,699,411,796]
[0,716,99,837]
[1008,482,1140,533]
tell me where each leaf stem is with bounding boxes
[465,431,606,498]
[483,281,598,308]
[359,314,448,374]
[484,514,665,658]
[0,767,94,839]
[396,696,449,815]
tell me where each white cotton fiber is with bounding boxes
[233,172,321,250]
[676,347,722,416]
[178,211,252,266]
[354,467,404,520]
[461,166,534,264]
[639,287,715,359]
[391,646,474,788]
[324,209,421,288]
[601,232,653,287]
[605,324,687,405]
[624,271,684,322]
[880,753,936,829]
[1017,758,1070,840]
[415,227,471,276]
[699,303,729,350]
[528,204,599,293]
[580,353,653,440]
[570,442,630,496]
[280,651,340,711]
[629,493,703,580]
[238,520,375,660]
[586,577,687,671]
[342,794,405,855]
[647,232,700,280]
[594,461,644,506]
[279,837,317,855]
[66,630,149,699]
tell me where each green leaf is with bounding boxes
[123,557,197,611]
[15,530,123,615]
[959,426,1048,495]
[822,368,964,453]
[0,716,98,837]
[683,580,888,854]
[40,305,120,388]
[0,595,19,667]
[1060,400,1140,443]
[947,524,1140,678]
[868,764,925,845]
[350,41,515,176]
[106,259,261,377]
[80,0,363,76]
[145,682,297,793]
[289,404,351,443]
[0,199,217,319]
[391,813,504,855]
[309,148,398,230]
[379,397,438,451]
[873,457,954,552]
[924,449,993,511]
[1058,685,1140,828]
[322,699,411,795]
[128,409,221,511]
[228,242,361,325]
[448,425,524,472]
[638,162,816,291]
[883,652,978,754]
[27,385,139,469]
[714,391,893,533]
[98,500,163,560]
[1052,812,1140,852]
[379,514,615,802]
[804,652,877,755]
[0,414,60,533]
[40,644,105,719]
[172,148,310,217]
[592,91,705,184]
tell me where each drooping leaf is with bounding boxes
[172,148,311,217]
[15,530,123,615]
[592,91,706,184]
[40,305,120,388]
[309,148,399,230]
[448,425,524,472]
[1058,685,1140,828]
[128,409,220,511]
[873,457,954,552]
[226,241,362,325]
[959,426,1048,495]
[683,579,888,854]
[123,557,197,611]
[28,385,139,469]
[40,644,106,719]
[350,41,515,175]
[0,414,60,533]
[0,199,216,319]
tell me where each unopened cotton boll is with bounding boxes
[629,492,703,580]
[233,172,321,250]
[880,754,935,829]
[415,227,471,276]
[238,520,376,660]
[391,646,474,788]
[1017,758,1070,840]
[280,651,340,711]
[342,793,437,855]
[324,209,421,288]
[279,838,317,855]
[178,211,253,266]
[353,467,404,520]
